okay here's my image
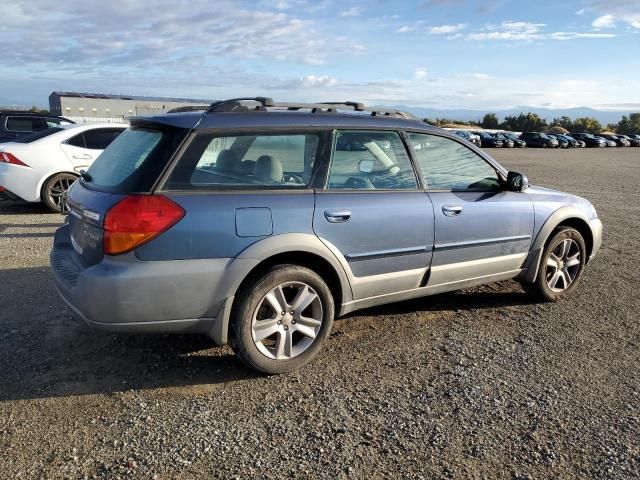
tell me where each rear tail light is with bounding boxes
[0,152,29,167]
[104,195,185,255]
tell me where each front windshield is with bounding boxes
[539,133,550,139]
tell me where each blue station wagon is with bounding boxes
[50,98,602,374]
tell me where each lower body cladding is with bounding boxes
[50,224,257,344]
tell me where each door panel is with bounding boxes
[428,191,534,284]
[406,132,535,286]
[313,130,435,300]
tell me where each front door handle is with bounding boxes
[72,154,92,160]
[324,209,352,223]
[442,205,463,217]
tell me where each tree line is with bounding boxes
[425,112,640,135]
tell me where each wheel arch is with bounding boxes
[38,170,79,203]
[520,206,594,284]
[210,233,353,345]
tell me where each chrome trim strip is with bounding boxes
[345,245,429,261]
[430,252,527,272]
[435,235,532,251]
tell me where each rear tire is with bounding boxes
[230,265,335,374]
[42,172,77,212]
[522,227,586,302]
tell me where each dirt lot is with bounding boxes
[1,147,639,479]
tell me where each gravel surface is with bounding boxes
[1,148,639,479]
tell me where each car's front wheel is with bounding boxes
[523,227,586,302]
[230,265,335,374]
[42,172,77,212]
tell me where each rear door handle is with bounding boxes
[324,209,352,223]
[72,154,92,160]
[442,205,463,217]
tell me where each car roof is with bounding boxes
[132,110,438,132]
[130,98,436,133]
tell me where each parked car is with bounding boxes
[520,132,559,148]
[615,134,639,147]
[492,133,514,148]
[0,110,75,143]
[454,130,482,147]
[571,133,607,148]
[601,134,629,147]
[561,134,584,148]
[594,136,616,147]
[0,123,126,211]
[474,131,503,148]
[625,134,640,146]
[49,98,602,374]
[548,134,569,149]
[502,132,526,148]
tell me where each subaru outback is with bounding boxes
[50,98,602,374]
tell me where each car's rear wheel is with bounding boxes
[42,172,77,212]
[230,265,334,374]
[523,227,586,302]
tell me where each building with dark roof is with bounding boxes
[49,91,213,118]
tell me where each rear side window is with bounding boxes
[165,133,321,190]
[5,116,48,132]
[85,126,187,193]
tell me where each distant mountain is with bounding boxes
[390,106,636,125]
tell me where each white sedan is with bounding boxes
[0,123,126,211]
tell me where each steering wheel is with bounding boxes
[283,173,304,184]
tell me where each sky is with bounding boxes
[2,0,640,111]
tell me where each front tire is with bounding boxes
[230,265,335,374]
[523,227,586,302]
[41,172,77,212]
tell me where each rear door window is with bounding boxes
[165,133,322,190]
[327,130,417,190]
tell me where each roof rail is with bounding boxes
[205,98,416,119]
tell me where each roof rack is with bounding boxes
[205,97,416,119]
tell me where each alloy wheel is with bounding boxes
[251,281,323,360]
[47,174,77,210]
[545,239,581,292]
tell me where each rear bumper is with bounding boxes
[50,224,250,344]
[0,163,41,202]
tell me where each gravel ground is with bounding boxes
[1,147,639,479]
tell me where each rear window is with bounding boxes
[13,127,64,143]
[165,132,322,190]
[84,125,187,193]
[5,116,48,132]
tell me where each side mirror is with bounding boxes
[506,171,529,192]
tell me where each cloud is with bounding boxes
[469,73,492,80]
[340,6,362,17]
[586,1,640,29]
[397,25,413,33]
[466,20,616,41]
[429,23,467,34]
[414,68,428,79]
[2,0,365,70]
[592,14,616,29]
[299,75,337,87]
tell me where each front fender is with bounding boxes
[519,206,597,283]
